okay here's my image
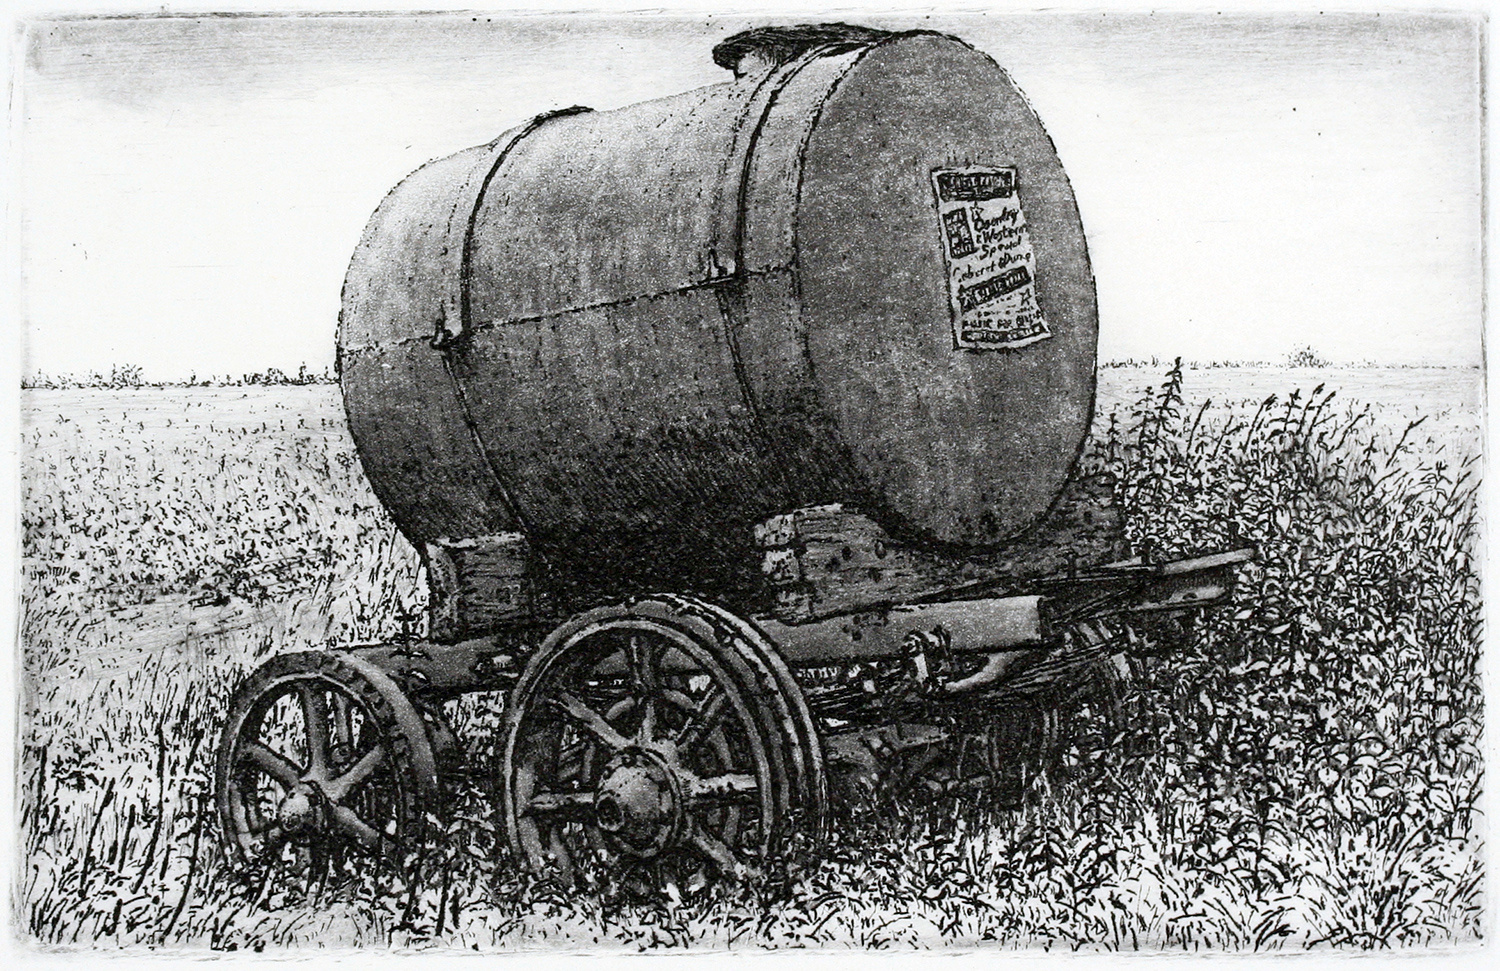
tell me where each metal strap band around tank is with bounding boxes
[779,39,885,399]
[434,105,595,346]
[709,52,818,278]
[429,106,594,544]
[710,44,872,423]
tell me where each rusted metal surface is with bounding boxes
[339,28,1099,615]
[338,145,522,547]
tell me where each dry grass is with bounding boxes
[15,370,1483,951]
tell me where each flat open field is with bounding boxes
[1095,365,1482,459]
[17,365,1484,951]
[25,363,1485,452]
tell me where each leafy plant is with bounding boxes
[16,370,1482,950]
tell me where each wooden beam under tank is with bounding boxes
[757,595,1047,665]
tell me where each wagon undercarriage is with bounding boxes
[216,21,1257,896]
[215,503,1251,890]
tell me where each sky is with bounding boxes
[13,9,1485,379]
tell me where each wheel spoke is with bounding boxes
[526,790,596,818]
[546,826,576,886]
[675,687,729,753]
[240,741,302,789]
[555,740,589,783]
[552,691,631,751]
[687,772,758,805]
[627,634,659,743]
[624,633,650,691]
[327,803,384,849]
[298,684,330,777]
[687,820,748,880]
[322,744,385,803]
[331,693,354,761]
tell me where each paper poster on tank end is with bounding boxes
[931,165,1052,351]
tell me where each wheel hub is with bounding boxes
[593,748,681,857]
[277,781,325,836]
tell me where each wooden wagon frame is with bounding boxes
[213,22,1255,892]
[216,477,1252,889]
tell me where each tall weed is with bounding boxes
[15,374,1483,950]
[1073,359,1483,945]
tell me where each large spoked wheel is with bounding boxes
[215,651,439,881]
[503,595,823,893]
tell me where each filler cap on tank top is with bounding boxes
[711,23,893,77]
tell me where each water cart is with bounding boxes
[215,24,1253,889]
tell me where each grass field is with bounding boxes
[16,364,1484,951]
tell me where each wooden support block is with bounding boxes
[424,542,463,639]
[425,532,538,641]
[756,473,1126,624]
[757,504,956,623]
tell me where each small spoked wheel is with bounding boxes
[215,651,438,882]
[959,620,1132,804]
[503,596,823,894]
[1051,619,1134,746]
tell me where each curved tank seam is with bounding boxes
[336,150,520,550]
[709,61,791,274]
[713,49,829,422]
[439,106,593,544]
[336,150,466,448]
[339,267,803,356]
[734,40,885,518]
[787,40,884,399]
[457,105,594,341]
[385,271,784,347]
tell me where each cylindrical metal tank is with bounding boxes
[339,25,1097,602]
